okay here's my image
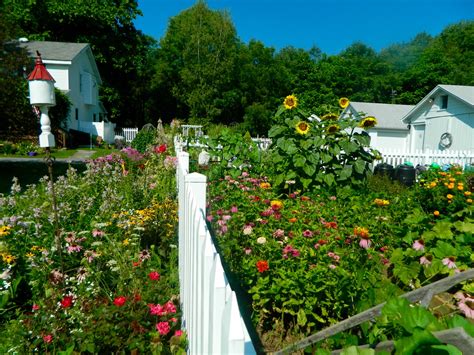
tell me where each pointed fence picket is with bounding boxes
[379,148,474,168]
[176,149,256,354]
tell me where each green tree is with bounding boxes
[154,0,240,123]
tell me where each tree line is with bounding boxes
[1,0,473,137]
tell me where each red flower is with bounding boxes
[256,260,269,273]
[156,321,170,335]
[113,296,127,307]
[32,304,40,311]
[43,334,53,343]
[134,293,142,302]
[60,295,73,308]
[148,271,160,281]
[154,144,167,154]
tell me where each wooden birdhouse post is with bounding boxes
[27,51,56,148]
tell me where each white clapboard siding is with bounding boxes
[380,149,474,168]
[176,149,256,354]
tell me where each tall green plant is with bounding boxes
[268,95,380,192]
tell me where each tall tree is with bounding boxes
[154,1,240,124]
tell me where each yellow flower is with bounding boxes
[339,97,350,108]
[270,200,283,210]
[359,116,377,129]
[25,252,34,258]
[457,185,464,191]
[430,182,437,188]
[321,113,338,121]
[433,210,440,216]
[284,95,298,110]
[326,124,340,134]
[467,199,472,204]
[446,194,453,199]
[260,182,271,189]
[295,121,310,135]
[123,239,130,246]
[0,226,11,237]
[465,191,472,196]
[2,254,16,264]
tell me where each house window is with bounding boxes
[75,108,79,120]
[93,113,96,122]
[441,95,448,109]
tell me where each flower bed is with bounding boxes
[199,96,474,352]
[0,142,186,353]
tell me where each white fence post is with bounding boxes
[176,148,256,354]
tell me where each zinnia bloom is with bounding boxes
[295,121,310,135]
[113,296,127,307]
[339,97,350,108]
[156,321,171,335]
[270,200,283,210]
[148,271,160,281]
[154,144,167,154]
[60,295,73,308]
[284,94,298,109]
[256,260,269,273]
[359,116,377,129]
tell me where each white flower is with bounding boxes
[256,237,267,244]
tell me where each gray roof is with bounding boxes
[19,41,90,62]
[402,84,474,123]
[347,102,414,130]
[437,85,474,106]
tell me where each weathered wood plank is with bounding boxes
[273,269,474,355]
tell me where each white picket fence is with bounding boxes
[379,149,474,168]
[120,128,138,143]
[176,148,256,354]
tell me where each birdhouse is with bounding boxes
[27,52,56,106]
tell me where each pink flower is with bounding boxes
[359,239,372,249]
[113,296,127,307]
[329,264,336,269]
[273,229,285,238]
[419,256,432,265]
[156,321,170,335]
[206,215,214,222]
[174,330,184,337]
[244,247,252,255]
[43,334,53,343]
[442,257,457,269]
[148,303,165,316]
[148,271,160,281]
[412,239,425,251]
[231,206,238,213]
[302,230,313,238]
[170,317,178,323]
[92,229,105,237]
[67,244,82,253]
[243,224,253,235]
[164,301,176,314]
[32,304,40,311]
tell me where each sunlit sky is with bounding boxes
[134,0,473,55]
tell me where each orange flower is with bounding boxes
[256,260,269,273]
[289,217,297,223]
[260,182,271,189]
[354,227,369,239]
[270,200,283,210]
[433,210,440,216]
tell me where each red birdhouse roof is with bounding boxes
[27,53,55,82]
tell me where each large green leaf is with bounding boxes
[269,125,287,138]
[323,173,335,186]
[338,166,353,180]
[394,330,441,354]
[453,220,474,233]
[293,154,307,167]
[354,160,367,174]
[303,163,316,177]
[432,221,454,239]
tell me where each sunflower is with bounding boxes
[339,97,350,108]
[295,121,310,135]
[284,94,298,110]
[359,116,377,129]
[326,124,340,134]
[321,113,338,121]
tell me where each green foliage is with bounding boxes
[131,129,156,153]
[268,96,379,192]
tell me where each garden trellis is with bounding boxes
[176,147,256,354]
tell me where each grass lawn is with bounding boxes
[0,147,118,160]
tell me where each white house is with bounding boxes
[342,101,415,153]
[20,40,116,143]
[401,84,474,152]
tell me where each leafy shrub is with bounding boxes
[131,129,156,153]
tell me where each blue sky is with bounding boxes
[134,0,473,55]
